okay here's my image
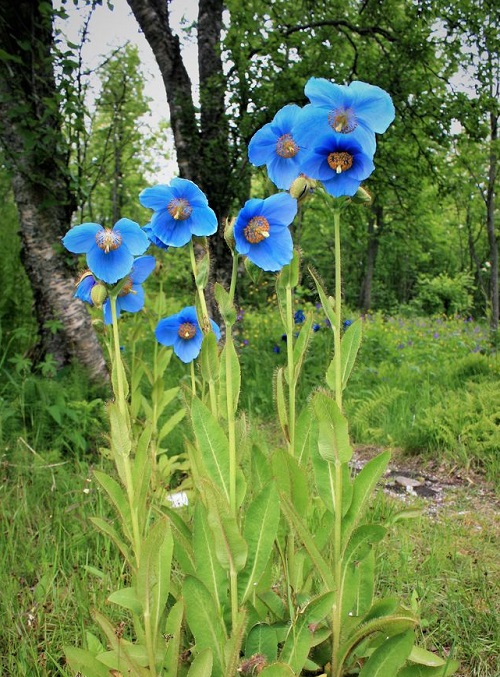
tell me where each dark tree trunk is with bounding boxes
[0,0,107,381]
[126,0,234,299]
[486,110,498,331]
[358,205,383,312]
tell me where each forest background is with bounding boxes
[0,0,498,675]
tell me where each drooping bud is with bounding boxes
[289,174,317,202]
[351,185,373,205]
[224,216,236,251]
[91,282,108,307]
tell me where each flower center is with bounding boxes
[327,151,354,174]
[243,216,270,244]
[118,278,134,297]
[178,322,197,340]
[276,134,299,159]
[95,228,122,253]
[328,107,357,133]
[167,198,193,221]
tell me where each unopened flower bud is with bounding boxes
[289,174,317,202]
[351,185,373,205]
[224,216,236,251]
[91,282,108,307]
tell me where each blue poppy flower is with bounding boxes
[343,319,353,330]
[248,104,306,190]
[300,134,375,197]
[74,271,97,304]
[143,224,169,250]
[102,256,156,325]
[139,178,217,248]
[233,193,297,272]
[155,306,221,364]
[299,78,395,153]
[62,218,149,285]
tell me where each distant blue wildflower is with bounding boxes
[300,78,395,153]
[313,323,321,332]
[273,345,281,354]
[294,309,305,324]
[139,178,217,248]
[343,319,353,330]
[103,256,156,325]
[62,218,149,284]
[155,306,221,364]
[143,224,169,250]
[300,134,375,197]
[281,334,287,342]
[233,193,297,271]
[248,104,305,189]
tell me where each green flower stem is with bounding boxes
[109,295,157,675]
[285,282,296,456]
[190,361,196,397]
[331,208,343,677]
[227,252,239,515]
[188,240,210,332]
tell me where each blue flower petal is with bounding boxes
[348,152,375,181]
[348,81,395,133]
[305,78,348,110]
[114,218,149,255]
[323,174,362,197]
[139,184,172,210]
[247,229,293,271]
[151,211,192,247]
[118,285,145,313]
[260,192,297,227]
[87,243,134,284]
[155,316,181,346]
[248,125,281,165]
[300,150,335,181]
[143,224,169,250]
[267,155,302,190]
[103,300,113,325]
[170,178,209,208]
[74,274,96,304]
[272,103,303,130]
[188,204,218,236]
[130,255,156,284]
[62,223,101,253]
[174,333,203,363]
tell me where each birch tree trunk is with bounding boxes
[0,0,107,380]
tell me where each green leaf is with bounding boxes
[214,281,237,324]
[259,664,296,676]
[293,314,314,383]
[312,391,353,463]
[64,647,110,677]
[342,451,391,550]
[108,586,142,615]
[183,576,226,675]
[309,267,337,329]
[359,630,414,677]
[90,517,132,566]
[207,499,248,573]
[200,331,220,384]
[239,482,280,603]
[272,449,309,516]
[136,516,173,637]
[326,318,362,392]
[163,600,184,676]
[344,525,387,569]
[245,624,279,662]
[187,647,213,677]
[191,397,230,503]
[193,501,226,608]
[93,470,132,540]
[397,661,460,677]
[108,401,131,458]
[342,549,375,619]
[158,408,186,443]
[218,335,241,417]
[295,406,312,466]
[407,646,450,667]
[275,367,289,441]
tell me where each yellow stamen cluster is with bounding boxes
[327,151,354,174]
[167,198,193,221]
[276,133,299,159]
[95,229,122,253]
[178,322,197,340]
[243,216,270,244]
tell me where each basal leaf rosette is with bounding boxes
[299,134,375,198]
[139,178,217,248]
[155,306,221,363]
[234,193,297,272]
[248,104,307,190]
[62,218,149,284]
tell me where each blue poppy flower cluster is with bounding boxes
[248,77,394,198]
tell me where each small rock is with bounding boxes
[394,476,423,488]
